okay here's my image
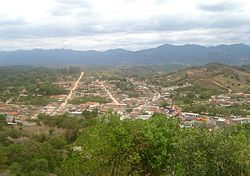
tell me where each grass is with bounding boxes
[214,75,250,93]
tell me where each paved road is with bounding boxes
[53,72,84,115]
[99,81,120,105]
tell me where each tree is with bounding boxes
[0,144,8,171]
[62,114,181,175]
[65,129,78,143]
[82,109,99,119]
[49,128,55,135]
[172,124,250,175]
[1,113,249,176]
[160,100,170,108]
[0,114,7,130]
[48,136,67,150]
[62,114,249,176]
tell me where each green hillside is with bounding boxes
[172,63,250,94]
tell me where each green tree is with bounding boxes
[62,114,249,176]
[0,114,7,130]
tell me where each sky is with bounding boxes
[0,0,250,51]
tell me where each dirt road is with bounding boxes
[53,72,84,115]
[152,90,161,102]
[210,79,232,93]
[99,81,120,105]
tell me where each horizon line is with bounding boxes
[0,43,249,52]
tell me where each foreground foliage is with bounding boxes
[0,113,249,175]
[63,114,250,176]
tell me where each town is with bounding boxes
[1,64,249,134]
[1,0,250,174]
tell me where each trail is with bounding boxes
[52,72,84,115]
[209,79,232,93]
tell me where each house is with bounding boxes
[182,112,200,118]
[133,107,142,113]
[85,102,100,108]
[70,111,82,115]
[130,111,140,118]
[8,111,18,116]
[5,115,17,125]
[216,118,226,126]
[232,118,250,124]
[100,106,109,113]
[144,106,159,112]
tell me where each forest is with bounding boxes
[0,66,80,104]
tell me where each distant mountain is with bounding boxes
[0,44,250,66]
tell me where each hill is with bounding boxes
[0,44,250,66]
[168,63,250,94]
[185,63,250,93]
[188,63,250,93]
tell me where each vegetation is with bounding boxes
[146,63,250,94]
[63,114,250,175]
[70,96,111,104]
[0,64,249,175]
[0,114,7,130]
[182,103,250,117]
[175,81,225,99]
[0,66,79,104]
[0,113,249,175]
[0,66,80,88]
[82,109,99,119]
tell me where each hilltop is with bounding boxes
[168,63,250,94]
[147,63,250,97]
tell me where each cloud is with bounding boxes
[198,2,238,12]
[0,0,249,50]
[0,19,27,26]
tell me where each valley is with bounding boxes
[0,63,249,175]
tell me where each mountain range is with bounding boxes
[0,44,250,66]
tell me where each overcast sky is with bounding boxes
[0,0,250,51]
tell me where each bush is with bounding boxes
[62,114,250,175]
